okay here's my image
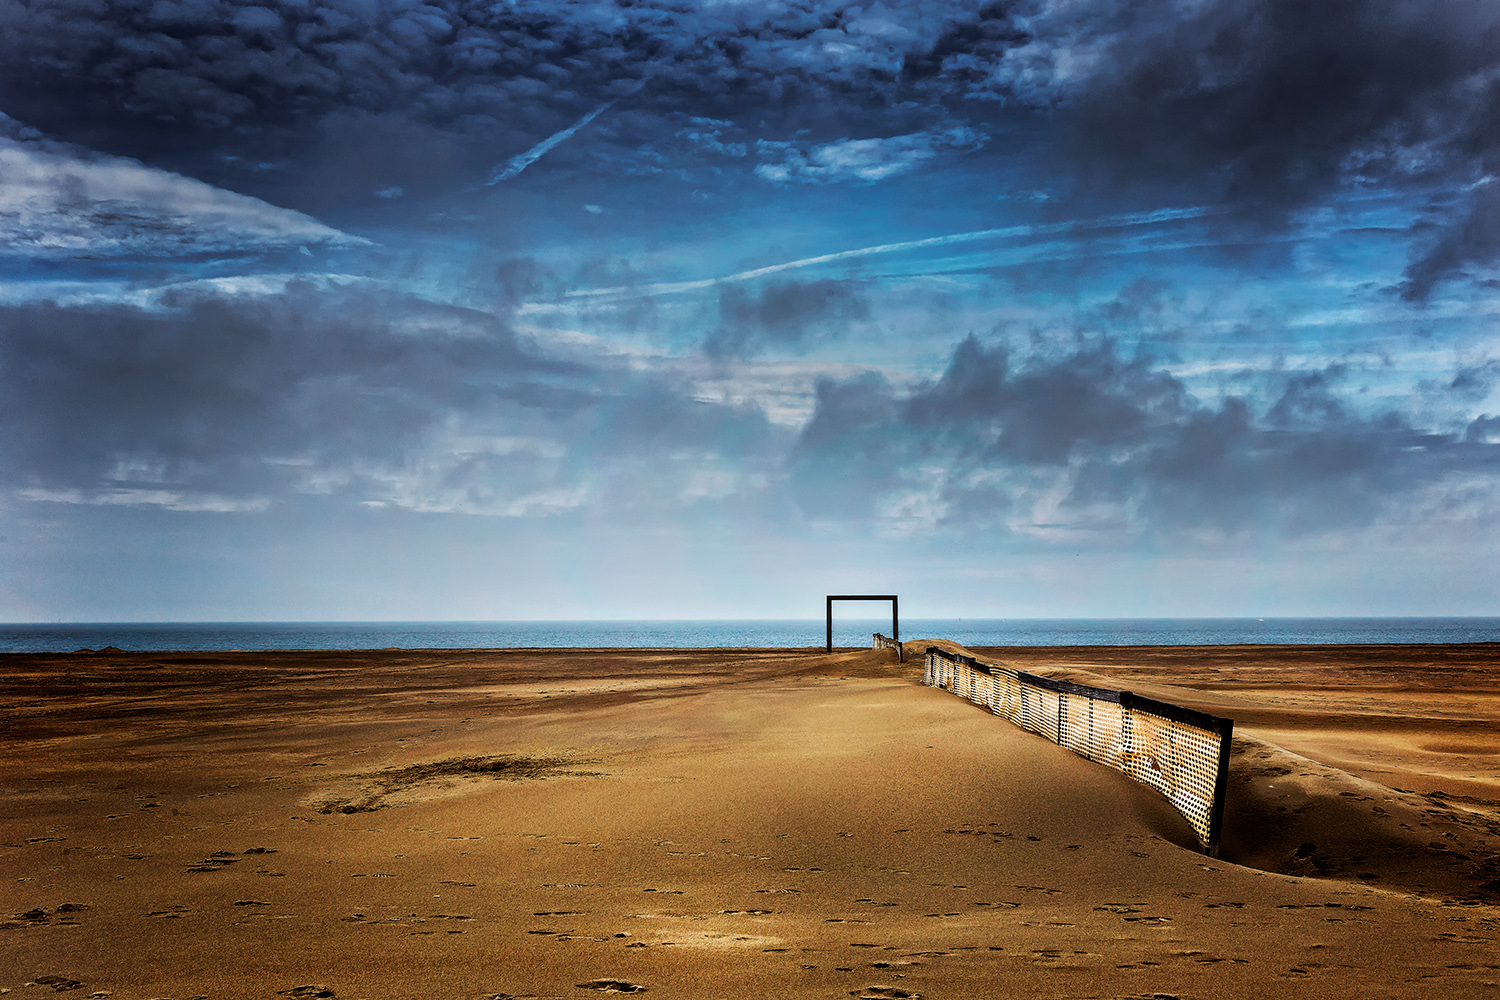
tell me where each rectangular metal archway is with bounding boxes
[825,594,898,652]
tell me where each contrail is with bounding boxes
[487,102,614,185]
[562,205,1220,300]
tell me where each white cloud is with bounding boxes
[19,486,270,512]
[0,272,378,309]
[676,118,749,159]
[0,117,367,257]
[754,125,986,184]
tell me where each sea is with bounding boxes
[2,618,1500,653]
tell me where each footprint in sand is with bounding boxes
[13,905,88,926]
[31,976,84,992]
[575,980,646,993]
[148,906,190,918]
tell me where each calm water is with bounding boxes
[2,618,1499,653]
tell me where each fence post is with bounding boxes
[1087,698,1095,759]
[1207,719,1234,858]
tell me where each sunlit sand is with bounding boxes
[3,643,1497,997]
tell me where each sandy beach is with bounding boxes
[3,642,1498,998]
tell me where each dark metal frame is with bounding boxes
[826,594,898,653]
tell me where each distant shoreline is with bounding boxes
[4,616,1500,653]
[8,639,1500,657]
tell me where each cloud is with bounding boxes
[907,335,1192,464]
[9,0,1490,301]
[676,118,750,159]
[703,278,870,359]
[790,334,1500,535]
[788,372,906,519]
[0,279,790,519]
[19,486,271,513]
[1401,179,1500,300]
[1022,0,1500,296]
[0,282,565,501]
[0,116,365,257]
[754,125,986,184]
[0,1,972,197]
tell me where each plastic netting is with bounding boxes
[916,644,1231,853]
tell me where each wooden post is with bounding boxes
[1207,718,1234,858]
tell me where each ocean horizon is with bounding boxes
[3,617,1500,653]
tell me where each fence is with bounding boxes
[875,635,1233,856]
[872,631,904,662]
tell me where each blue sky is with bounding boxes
[4,0,1500,621]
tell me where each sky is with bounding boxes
[4,0,1500,622]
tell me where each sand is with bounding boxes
[2,641,1497,998]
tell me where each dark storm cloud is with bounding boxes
[575,371,781,461]
[0,279,793,515]
[703,278,869,360]
[0,0,991,204]
[1401,181,1500,301]
[787,372,905,519]
[899,0,1031,93]
[906,334,1190,464]
[1045,0,1500,297]
[0,282,578,496]
[9,0,1498,296]
[790,334,1500,533]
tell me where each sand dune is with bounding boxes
[2,642,1497,997]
